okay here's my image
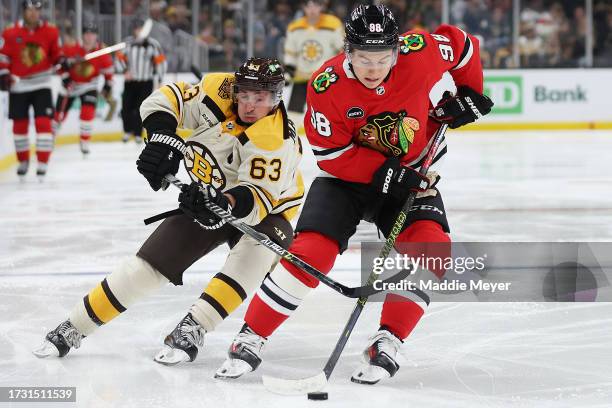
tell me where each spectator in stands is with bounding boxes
[150,1,173,53]
[264,0,294,59]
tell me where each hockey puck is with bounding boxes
[307,392,328,400]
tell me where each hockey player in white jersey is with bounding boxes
[33,58,304,363]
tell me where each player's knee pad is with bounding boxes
[34,116,52,133]
[280,231,340,288]
[192,236,278,331]
[80,103,96,121]
[13,119,29,135]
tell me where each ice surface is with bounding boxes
[1,131,611,407]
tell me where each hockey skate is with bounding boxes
[16,161,29,179]
[215,324,266,379]
[154,313,206,366]
[36,163,48,182]
[351,328,402,385]
[33,320,84,358]
[80,140,90,156]
[122,132,131,143]
[134,135,143,144]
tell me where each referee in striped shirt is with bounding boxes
[116,18,167,143]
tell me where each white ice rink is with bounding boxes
[1,131,612,407]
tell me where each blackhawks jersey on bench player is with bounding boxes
[305,24,484,183]
[140,73,305,225]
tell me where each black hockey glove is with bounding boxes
[101,81,112,97]
[371,157,432,202]
[284,64,296,85]
[0,73,11,91]
[178,182,232,229]
[430,86,493,129]
[136,131,186,191]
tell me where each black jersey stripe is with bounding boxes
[202,95,226,122]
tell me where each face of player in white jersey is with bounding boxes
[236,90,277,124]
[349,49,395,89]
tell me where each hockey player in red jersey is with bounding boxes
[0,0,63,179]
[216,4,493,384]
[53,23,113,156]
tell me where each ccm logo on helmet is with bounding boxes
[382,168,394,194]
[365,39,385,44]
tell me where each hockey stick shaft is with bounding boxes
[84,18,153,61]
[322,123,448,379]
[163,175,407,298]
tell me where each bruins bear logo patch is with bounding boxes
[184,142,226,189]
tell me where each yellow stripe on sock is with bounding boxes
[87,283,122,324]
[203,277,244,315]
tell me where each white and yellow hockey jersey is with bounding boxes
[284,14,344,83]
[140,73,304,226]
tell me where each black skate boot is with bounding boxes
[215,324,266,379]
[351,327,402,385]
[154,313,206,366]
[33,320,84,358]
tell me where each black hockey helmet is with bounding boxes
[22,0,43,10]
[345,4,399,52]
[233,57,285,106]
[82,22,98,34]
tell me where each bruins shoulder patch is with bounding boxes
[218,76,234,100]
[311,67,338,93]
[400,33,426,55]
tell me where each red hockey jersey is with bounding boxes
[61,41,113,95]
[0,20,61,93]
[304,24,484,184]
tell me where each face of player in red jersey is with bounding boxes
[82,31,98,50]
[23,6,41,27]
[236,90,276,124]
[350,49,395,89]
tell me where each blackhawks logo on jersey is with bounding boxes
[356,111,420,157]
[311,66,338,93]
[73,61,95,78]
[185,142,226,189]
[400,34,426,55]
[20,42,45,67]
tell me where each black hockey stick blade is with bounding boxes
[190,65,203,81]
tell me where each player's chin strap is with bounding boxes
[161,174,411,299]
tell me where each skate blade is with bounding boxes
[153,346,191,366]
[262,372,327,395]
[32,341,59,358]
[350,364,390,385]
[214,359,252,379]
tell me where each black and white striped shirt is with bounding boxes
[115,37,167,82]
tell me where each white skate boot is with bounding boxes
[351,328,402,385]
[215,324,266,379]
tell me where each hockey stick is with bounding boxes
[84,18,153,61]
[163,175,412,298]
[190,65,203,82]
[262,123,449,395]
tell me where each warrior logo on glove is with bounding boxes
[356,110,420,157]
[185,142,226,190]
